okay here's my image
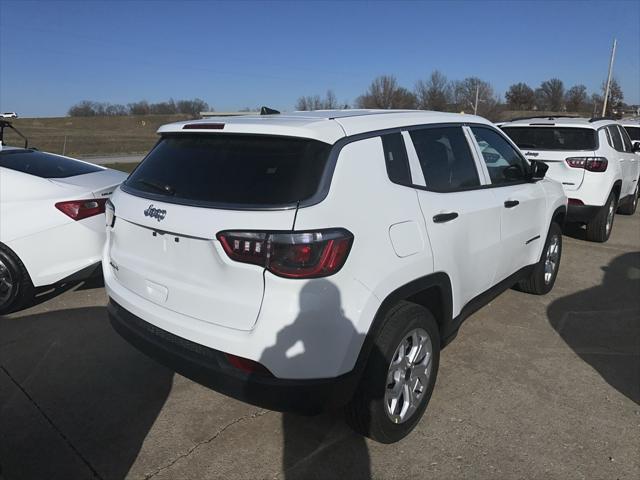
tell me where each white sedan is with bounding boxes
[0,146,128,314]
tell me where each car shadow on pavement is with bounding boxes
[255,281,374,480]
[547,251,640,405]
[0,306,172,480]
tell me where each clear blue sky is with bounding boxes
[1,0,638,117]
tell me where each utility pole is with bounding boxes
[473,83,480,115]
[602,38,617,117]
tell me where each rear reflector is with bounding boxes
[568,198,584,206]
[225,354,272,376]
[217,229,353,279]
[566,157,608,172]
[182,123,225,130]
[55,198,107,221]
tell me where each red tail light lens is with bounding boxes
[566,157,608,172]
[55,198,107,221]
[217,229,353,279]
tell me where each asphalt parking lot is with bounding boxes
[1,213,638,480]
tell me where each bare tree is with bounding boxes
[535,78,565,111]
[415,70,451,111]
[355,75,417,109]
[505,82,535,110]
[296,90,340,110]
[452,77,497,116]
[565,85,588,112]
[602,78,624,117]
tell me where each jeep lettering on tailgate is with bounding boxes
[144,204,166,221]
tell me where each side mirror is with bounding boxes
[632,141,640,153]
[528,159,548,181]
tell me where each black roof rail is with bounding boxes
[0,120,29,149]
[509,115,580,122]
[260,106,280,115]
[589,116,617,123]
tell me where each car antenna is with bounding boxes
[0,118,29,149]
[260,106,280,115]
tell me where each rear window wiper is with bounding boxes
[133,178,176,195]
[517,143,538,149]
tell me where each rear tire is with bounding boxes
[345,301,440,443]
[585,192,617,242]
[0,244,35,315]
[518,222,562,295]
[617,183,638,215]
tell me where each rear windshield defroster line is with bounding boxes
[502,127,598,151]
[123,134,332,209]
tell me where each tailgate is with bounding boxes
[522,150,589,191]
[107,189,296,331]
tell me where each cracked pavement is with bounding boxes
[0,212,638,479]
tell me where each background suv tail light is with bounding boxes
[217,228,353,279]
[565,157,608,172]
[55,198,107,220]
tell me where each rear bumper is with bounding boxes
[107,299,359,413]
[566,204,601,223]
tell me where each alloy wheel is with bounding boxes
[384,328,433,424]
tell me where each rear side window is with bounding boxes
[0,149,102,178]
[617,125,633,152]
[124,134,331,206]
[624,126,640,141]
[607,125,624,152]
[409,127,480,192]
[502,127,597,151]
[381,133,411,186]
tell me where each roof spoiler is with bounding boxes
[0,120,29,149]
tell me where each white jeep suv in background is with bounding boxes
[501,117,640,242]
[104,110,566,443]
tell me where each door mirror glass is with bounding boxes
[632,141,640,153]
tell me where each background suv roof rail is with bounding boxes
[589,116,617,123]
[509,115,580,122]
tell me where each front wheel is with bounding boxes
[518,222,562,295]
[345,301,440,443]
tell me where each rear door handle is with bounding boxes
[433,212,459,223]
[504,200,520,208]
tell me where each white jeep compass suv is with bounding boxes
[105,110,566,442]
[502,117,640,242]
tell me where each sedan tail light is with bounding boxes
[217,228,353,279]
[55,198,108,221]
[566,157,608,172]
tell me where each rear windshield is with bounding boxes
[0,149,102,178]
[624,126,640,141]
[502,127,597,151]
[124,134,332,207]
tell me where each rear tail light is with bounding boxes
[55,198,107,221]
[566,157,608,172]
[217,228,353,279]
